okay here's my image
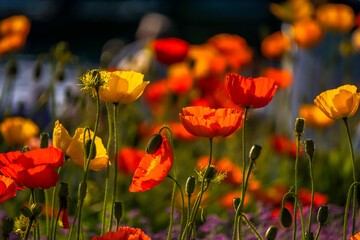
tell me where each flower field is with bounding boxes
[1,1,360,240]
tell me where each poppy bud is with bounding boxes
[185,176,196,195]
[233,197,241,211]
[6,58,17,77]
[40,132,49,148]
[295,118,305,137]
[85,140,96,160]
[33,59,42,81]
[31,203,43,218]
[2,217,14,236]
[22,146,30,153]
[20,205,32,218]
[265,226,278,240]
[204,165,217,182]
[305,231,314,240]
[279,207,292,228]
[114,202,123,223]
[78,182,87,200]
[305,139,315,160]
[249,144,262,161]
[317,205,329,226]
[146,134,163,154]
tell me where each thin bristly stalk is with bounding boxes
[343,182,360,240]
[307,155,315,234]
[168,174,185,239]
[168,176,177,240]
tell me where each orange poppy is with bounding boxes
[351,232,360,240]
[292,18,323,48]
[0,175,17,204]
[129,136,173,192]
[261,67,293,89]
[299,104,334,128]
[167,74,193,95]
[117,147,145,175]
[179,106,243,138]
[316,3,355,33]
[0,117,39,147]
[0,147,64,189]
[225,73,278,108]
[261,31,291,60]
[92,226,151,240]
[151,38,189,65]
[298,188,328,207]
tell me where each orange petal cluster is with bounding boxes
[292,18,323,48]
[117,147,145,175]
[179,106,243,138]
[261,31,291,60]
[261,67,293,89]
[92,226,151,240]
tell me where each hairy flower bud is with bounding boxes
[146,134,163,154]
[204,165,217,182]
[279,207,292,228]
[185,176,196,195]
[265,226,278,240]
[295,118,305,137]
[305,139,315,160]
[40,132,49,149]
[114,202,123,223]
[249,144,262,161]
[317,205,329,226]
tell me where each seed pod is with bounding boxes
[265,226,278,240]
[294,118,305,137]
[249,144,262,161]
[146,134,163,154]
[185,176,196,195]
[279,207,292,228]
[40,132,49,148]
[233,197,241,211]
[317,205,329,226]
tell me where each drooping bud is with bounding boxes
[279,207,292,228]
[265,226,278,240]
[85,140,96,160]
[249,144,262,161]
[31,203,43,218]
[233,197,241,211]
[185,176,196,195]
[78,182,87,200]
[317,205,329,226]
[2,217,14,237]
[20,205,32,218]
[40,132,49,148]
[114,202,123,223]
[294,118,305,137]
[22,146,30,153]
[146,134,163,154]
[305,139,315,160]
[305,231,314,240]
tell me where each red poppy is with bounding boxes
[225,73,278,108]
[270,135,303,158]
[129,136,173,192]
[0,175,17,204]
[179,106,243,138]
[167,73,193,95]
[117,147,145,175]
[60,209,69,229]
[261,67,292,89]
[298,188,328,207]
[92,226,151,240]
[144,79,168,105]
[152,38,189,65]
[0,146,64,189]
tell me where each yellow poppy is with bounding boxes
[314,85,360,120]
[0,117,39,146]
[299,104,334,128]
[98,71,149,103]
[53,120,108,171]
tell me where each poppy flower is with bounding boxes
[261,31,291,60]
[299,104,334,128]
[0,147,64,189]
[92,226,151,240]
[298,188,328,207]
[152,38,189,65]
[129,136,173,192]
[53,121,108,171]
[314,85,360,120]
[117,147,145,175]
[179,106,243,138]
[225,73,278,109]
[351,232,360,240]
[292,18,323,48]
[144,79,168,105]
[0,117,39,146]
[316,3,355,33]
[98,71,149,104]
[187,44,219,78]
[0,175,17,204]
[261,67,293,89]
[167,62,193,95]
[270,0,314,23]
[270,135,303,158]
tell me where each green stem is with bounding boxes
[307,156,315,234]
[240,214,263,240]
[109,103,119,231]
[293,135,302,240]
[187,194,191,228]
[314,225,322,240]
[31,189,40,240]
[53,208,62,240]
[181,138,213,240]
[50,167,62,240]
[101,103,113,235]
[343,182,360,240]
[343,118,358,236]
[168,176,177,240]
[45,189,51,240]
[67,205,79,240]
[168,175,186,238]
[282,192,305,240]
[24,217,35,240]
